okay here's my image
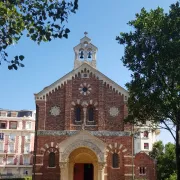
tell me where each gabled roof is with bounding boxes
[80,36,91,43]
[34,63,129,101]
[73,36,98,50]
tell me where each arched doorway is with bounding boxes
[68,147,98,180]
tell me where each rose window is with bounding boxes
[79,83,91,95]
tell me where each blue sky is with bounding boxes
[0,0,176,144]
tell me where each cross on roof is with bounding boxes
[84,32,88,36]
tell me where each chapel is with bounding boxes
[33,33,156,180]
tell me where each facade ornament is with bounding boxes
[37,130,131,137]
[61,140,104,162]
[50,106,60,116]
[79,83,92,95]
[109,107,119,117]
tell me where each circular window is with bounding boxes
[83,87,88,92]
[79,83,92,95]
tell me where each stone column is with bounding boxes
[82,107,87,129]
[60,162,68,180]
[98,162,105,180]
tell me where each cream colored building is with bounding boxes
[0,109,35,179]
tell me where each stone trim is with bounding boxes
[124,155,135,158]
[124,164,135,167]
[35,63,129,101]
[40,141,59,154]
[37,130,131,137]
[60,140,104,162]
[34,173,43,175]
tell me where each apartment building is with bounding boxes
[0,109,35,179]
[134,123,160,154]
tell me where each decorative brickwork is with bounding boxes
[33,35,156,180]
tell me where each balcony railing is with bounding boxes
[0,174,24,179]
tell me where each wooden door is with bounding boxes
[74,163,84,180]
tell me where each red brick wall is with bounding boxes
[36,74,127,131]
[134,152,156,180]
[34,72,156,180]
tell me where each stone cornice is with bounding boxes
[37,130,131,137]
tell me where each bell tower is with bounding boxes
[73,32,98,69]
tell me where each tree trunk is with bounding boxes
[176,122,180,180]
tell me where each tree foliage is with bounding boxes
[165,173,177,180]
[149,141,176,180]
[0,0,78,70]
[116,1,180,179]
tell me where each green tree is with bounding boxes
[149,141,164,159]
[0,0,78,70]
[116,1,180,179]
[166,173,177,180]
[150,141,176,180]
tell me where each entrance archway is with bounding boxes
[68,147,98,180]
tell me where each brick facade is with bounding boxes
[33,35,156,180]
[33,68,156,180]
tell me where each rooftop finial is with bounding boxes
[84,31,88,36]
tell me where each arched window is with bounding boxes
[75,106,81,121]
[49,152,55,167]
[139,167,146,174]
[112,153,119,168]
[88,107,94,121]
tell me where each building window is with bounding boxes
[9,134,15,141]
[143,131,149,138]
[18,111,32,117]
[26,122,31,129]
[112,153,119,168]
[75,106,81,121]
[25,134,30,142]
[0,122,6,129]
[24,144,30,153]
[9,122,17,129]
[139,167,146,175]
[0,156,3,164]
[0,143,4,152]
[0,133,4,140]
[49,152,55,167]
[7,157,13,165]
[24,156,29,165]
[9,143,14,153]
[23,169,28,175]
[144,143,149,150]
[7,168,12,175]
[88,107,94,121]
